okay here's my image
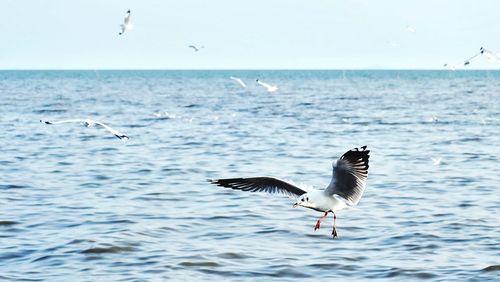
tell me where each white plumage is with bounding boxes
[40,119,129,142]
[256,79,278,93]
[209,146,370,238]
[119,10,133,35]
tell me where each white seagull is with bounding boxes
[119,10,132,35]
[406,25,416,33]
[431,157,442,166]
[40,119,129,141]
[256,79,278,93]
[209,146,370,238]
[230,76,247,88]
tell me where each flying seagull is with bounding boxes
[230,76,247,88]
[209,146,370,238]
[256,79,278,93]
[188,45,204,52]
[431,157,442,166]
[119,10,132,35]
[406,25,416,33]
[40,119,129,141]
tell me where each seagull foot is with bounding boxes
[314,212,329,231]
[314,220,321,231]
[331,227,338,239]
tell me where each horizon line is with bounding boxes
[1,68,500,71]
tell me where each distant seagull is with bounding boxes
[209,146,370,238]
[406,25,416,33]
[119,10,133,35]
[188,45,204,52]
[431,157,442,166]
[256,79,278,93]
[230,76,247,88]
[40,119,129,141]
[427,116,439,123]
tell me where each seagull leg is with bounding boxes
[331,213,338,238]
[314,212,329,231]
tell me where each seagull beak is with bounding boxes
[292,203,298,208]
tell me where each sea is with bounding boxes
[0,70,498,281]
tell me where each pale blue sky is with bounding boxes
[2,0,500,69]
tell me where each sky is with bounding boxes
[2,0,500,70]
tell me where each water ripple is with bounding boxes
[1,70,499,280]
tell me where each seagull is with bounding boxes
[230,76,247,88]
[431,157,442,166]
[119,10,132,35]
[188,45,204,52]
[209,146,370,238]
[406,25,416,33]
[256,79,278,93]
[427,115,439,123]
[40,119,129,141]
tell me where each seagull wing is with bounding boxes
[119,24,126,35]
[482,49,496,61]
[325,146,370,205]
[188,45,198,51]
[230,77,247,88]
[257,80,272,89]
[92,120,129,141]
[209,177,307,198]
[464,50,482,65]
[40,119,89,125]
[124,11,131,25]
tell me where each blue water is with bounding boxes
[0,70,499,280]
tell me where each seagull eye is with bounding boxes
[301,198,304,202]
[306,197,309,201]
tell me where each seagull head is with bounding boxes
[293,193,310,208]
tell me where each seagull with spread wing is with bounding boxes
[119,10,132,35]
[209,146,370,238]
[40,119,129,142]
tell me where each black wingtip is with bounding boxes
[116,134,129,141]
[208,179,221,185]
[341,146,370,170]
[40,120,51,124]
